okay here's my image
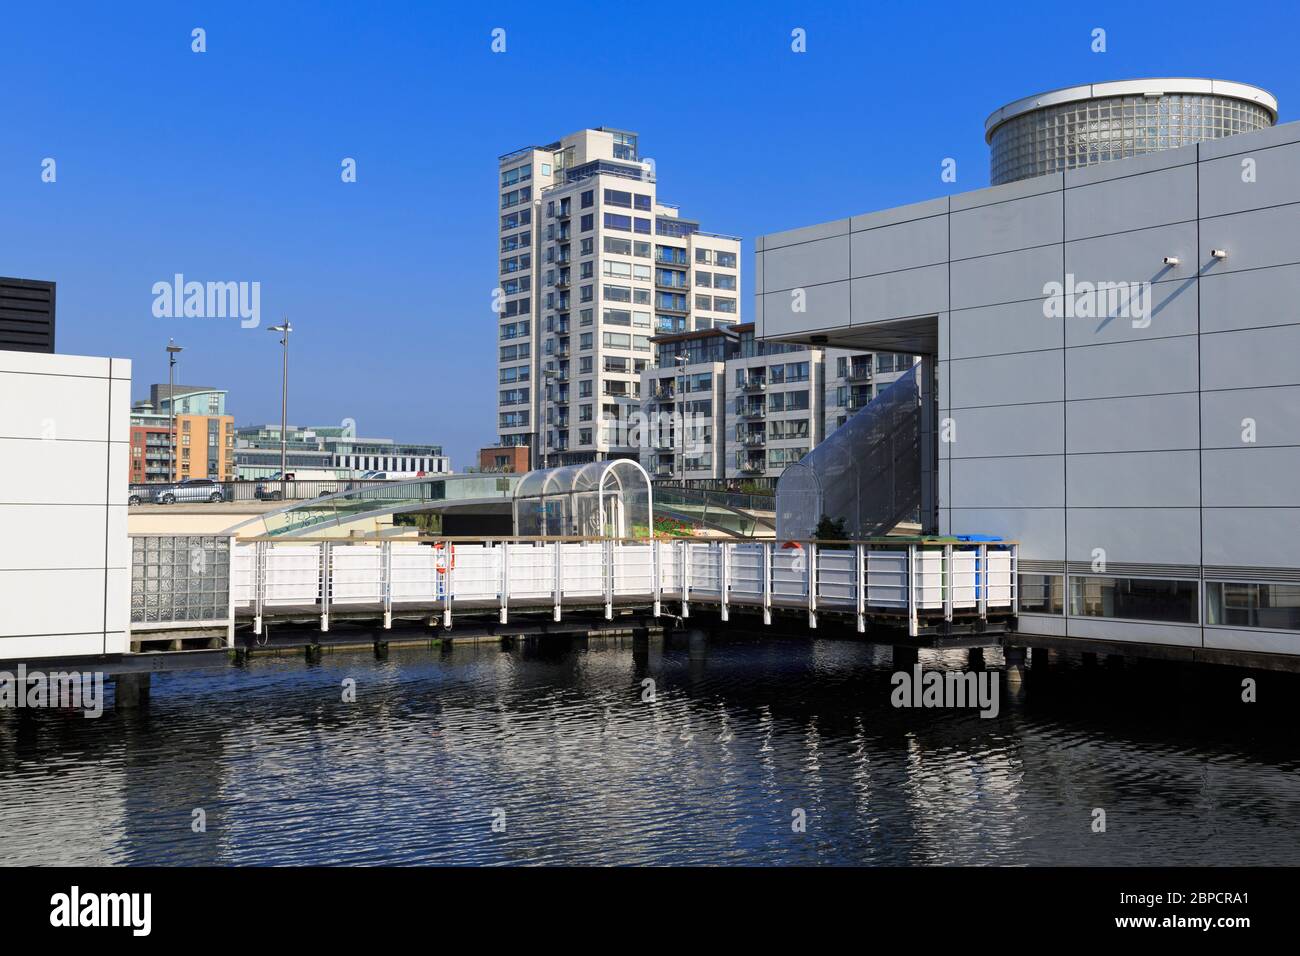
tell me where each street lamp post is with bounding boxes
[268,321,293,499]
[165,339,183,482]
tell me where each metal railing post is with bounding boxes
[553,540,562,622]
[807,542,818,630]
[604,538,614,620]
[254,540,265,636]
[499,542,509,625]
[681,541,691,619]
[907,544,918,638]
[978,544,988,621]
[943,543,953,624]
[225,535,237,648]
[442,540,453,630]
[382,540,393,630]
[855,543,866,634]
[652,538,662,618]
[720,542,731,622]
[762,542,772,626]
[1011,544,1019,618]
[319,541,331,633]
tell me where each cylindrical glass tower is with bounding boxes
[986,79,1277,186]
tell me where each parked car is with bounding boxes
[255,470,344,500]
[150,478,225,504]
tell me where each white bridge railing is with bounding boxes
[232,537,1017,639]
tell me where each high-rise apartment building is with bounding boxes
[496,127,741,468]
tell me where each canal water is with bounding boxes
[2,631,1298,866]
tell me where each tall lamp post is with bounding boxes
[268,321,293,499]
[165,339,183,482]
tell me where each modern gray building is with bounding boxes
[762,79,1299,660]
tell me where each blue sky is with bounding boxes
[2,0,1296,466]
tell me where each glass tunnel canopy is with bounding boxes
[512,459,653,539]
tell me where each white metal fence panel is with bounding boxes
[331,545,383,605]
[985,550,1013,607]
[816,548,857,608]
[771,546,808,604]
[390,544,441,603]
[233,543,255,608]
[507,543,553,601]
[450,544,499,602]
[729,544,765,602]
[657,541,683,595]
[913,551,944,609]
[687,542,722,598]
[951,549,978,608]
[866,550,908,608]
[561,543,605,598]
[614,543,654,595]
[263,545,322,606]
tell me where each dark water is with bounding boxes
[2,631,1299,866]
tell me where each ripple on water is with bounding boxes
[2,634,1300,865]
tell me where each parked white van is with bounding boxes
[255,470,347,500]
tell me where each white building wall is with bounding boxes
[0,351,130,660]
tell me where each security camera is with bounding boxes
[1211,249,1228,259]
[1163,256,1180,266]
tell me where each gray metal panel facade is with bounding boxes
[758,119,1300,653]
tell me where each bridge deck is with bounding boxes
[221,536,1017,640]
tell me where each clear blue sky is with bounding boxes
[2,0,1295,467]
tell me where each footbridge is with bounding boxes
[127,532,1018,652]
[222,469,776,539]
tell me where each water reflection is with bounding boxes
[1,632,1298,865]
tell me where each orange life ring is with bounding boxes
[434,542,456,573]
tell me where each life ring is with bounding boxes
[434,542,456,574]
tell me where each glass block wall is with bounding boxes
[131,535,232,624]
[989,93,1275,185]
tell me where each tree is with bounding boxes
[814,514,847,542]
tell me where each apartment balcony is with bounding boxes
[653,386,676,401]
[737,406,766,421]
[846,366,873,383]
[737,459,766,475]
[740,432,766,447]
[556,204,571,220]
[740,379,766,394]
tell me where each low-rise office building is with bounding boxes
[234,424,449,478]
